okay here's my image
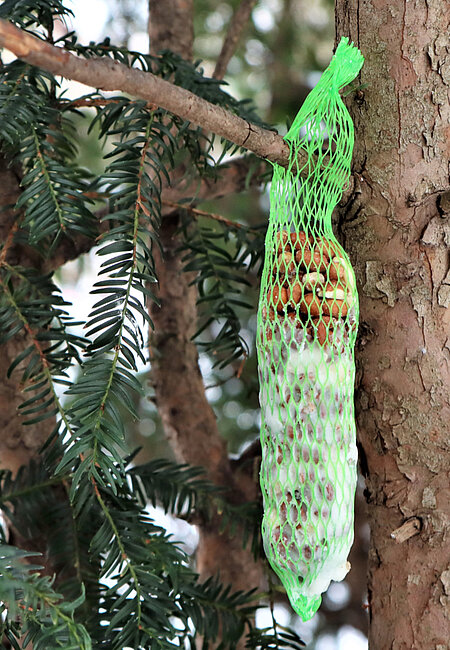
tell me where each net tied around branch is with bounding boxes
[256,38,364,621]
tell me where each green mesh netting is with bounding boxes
[257,38,364,622]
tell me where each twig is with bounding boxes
[236,351,247,378]
[0,221,19,266]
[58,97,158,111]
[58,97,121,108]
[0,19,303,172]
[213,0,258,80]
[161,199,260,233]
[42,158,267,272]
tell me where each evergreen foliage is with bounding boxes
[0,1,304,648]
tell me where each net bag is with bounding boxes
[257,38,364,621]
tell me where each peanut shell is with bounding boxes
[291,283,303,304]
[290,231,311,251]
[268,285,289,312]
[316,237,341,260]
[329,257,347,282]
[324,298,348,317]
[277,252,295,278]
[299,293,321,317]
[317,282,347,301]
[299,293,348,317]
[311,316,332,346]
[302,272,325,291]
[276,230,290,254]
[296,247,329,273]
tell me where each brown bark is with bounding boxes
[149,216,261,589]
[213,0,258,80]
[335,1,450,648]
[148,0,264,601]
[0,158,50,473]
[148,0,194,59]
[0,19,297,171]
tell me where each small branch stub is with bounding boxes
[390,517,422,544]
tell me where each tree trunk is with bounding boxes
[335,1,450,648]
[0,158,50,474]
[148,0,264,602]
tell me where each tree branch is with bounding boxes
[50,156,267,268]
[161,200,260,232]
[213,0,258,80]
[0,155,267,275]
[161,156,268,212]
[0,19,299,170]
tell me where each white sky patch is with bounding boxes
[324,581,351,609]
[145,504,199,557]
[338,626,368,650]
[252,6,275,32]
[67,0,109,43]
[128,31,150,54]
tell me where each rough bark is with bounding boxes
[150,216,261,590]
[0,158,50,473]
[148,0,264,600]
[148,0,194,60]
[335,1,450,648]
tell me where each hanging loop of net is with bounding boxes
[256,38,364,622]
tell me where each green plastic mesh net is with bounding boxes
[257,38,364,622]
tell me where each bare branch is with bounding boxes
[161,199,260,232]
[213,0,258,80]
[0,20,299,170]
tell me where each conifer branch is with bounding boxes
[213,0,258,80]
[0,19,301,171]
[0,221,19,266]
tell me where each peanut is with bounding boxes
[277,251,296,278]
[268,285,289,312]
[302,272,325,291]
[299,293,348,317]
[295,247,329,272]
[324,298,348,317]
[276,230,290,254]
[299,292,321,317]
[290,231,310,251]
[316,236,341,260]
[316,282,347,301]
[329,256,347,282]
[311,316,332,346]
[291,283,303,304]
